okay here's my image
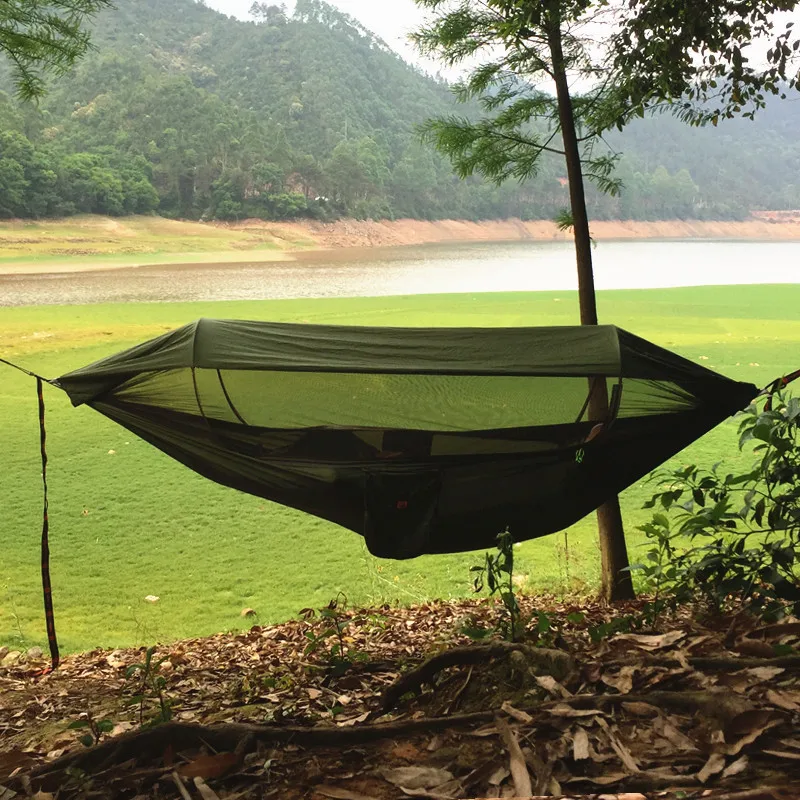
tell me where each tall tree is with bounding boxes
[413,0,800,601]
[413,0,636,601]
[0,0,113,100]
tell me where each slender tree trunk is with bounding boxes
[547,17,635,602]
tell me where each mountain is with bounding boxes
[0,0,799,222]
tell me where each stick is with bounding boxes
[193,777,221,800]
[171,771,193,800]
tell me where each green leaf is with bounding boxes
[68,720,90,730]
[79,734,95,748]
[96,719,115,733]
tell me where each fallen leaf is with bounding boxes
[722,755,749,778]
[308,688,323,700]
[316,787,378,800]
[750,621,800,640]
[336,694,352,706]
[500,701,533,723]
[742,666,785,682]
[601,665,636,694]
[621,701,659,718]
[487,766,510,786]
[0,749,35,780]
[177,752,239,779]
[495,716,533,797]
[381,766,453,790]
[733,638,775,658]
[761,749,800,761]
[573,726,590,760]
[697,752,726,783]
[549,703,603,718]
[723,709,785,755]
[613,631,685,650]
[766,688,800,712]
[533,675,570,698]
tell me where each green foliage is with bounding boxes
[635,392,800,620]
[125,646,172,727]
[0,0,112,100]
[471,530,524,641]
[0,0,799,222]
[611,0,800,128]
[301,594,367,675]
[67,713,114,748]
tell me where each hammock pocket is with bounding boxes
[55,320,757,559]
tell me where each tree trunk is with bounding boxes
[546,16,635,602]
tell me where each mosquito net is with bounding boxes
[55,319,758,559]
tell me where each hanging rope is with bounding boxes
[762,368,800,412]
[37,377,60,670]
[1,358,60,669]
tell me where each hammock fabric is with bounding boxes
[55,319,758,559]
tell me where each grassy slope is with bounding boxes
[0,216,314,269]
[2,285,798,653]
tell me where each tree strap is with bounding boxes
[763,368,800,412]
[37,377,60,670]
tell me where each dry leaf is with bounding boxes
[733,638,775,658]
[613,631,685,650]
[308,688,323,700]
[177,752,239,780]
[653,716,697,752]
[548,703,603,718]
[316,786,379,800]
[743,666,785,682]
[487,766,510,786]
[495,716,533,797]
[533,675,570,698]
[573,726,590,760]
[621,701,659,718]
[766,688,800,712]
[0,786,17,800]
[723,709,785,755]
[0,749,35,780]
[761,748,800,761]
[500,701,533,723]
[381,766,453,790]
[697,752,726,783]
[193,777,222,800]
[722,755,749,778]
[601,665,636,694]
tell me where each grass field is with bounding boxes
[0,215,313,271]
[2,285,799,654]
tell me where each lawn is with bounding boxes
[2,285,799,654]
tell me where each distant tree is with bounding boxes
[0,0,113,100]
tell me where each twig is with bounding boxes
[193,777,221,800]
[171,771,193,800]
[698,788,800,800]
[495,716,532,797]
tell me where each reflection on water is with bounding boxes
[1,238,799,307]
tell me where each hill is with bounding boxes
[0,0,799,222]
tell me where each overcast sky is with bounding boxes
[203,0,426,65]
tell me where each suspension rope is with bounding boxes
[37,377,60,671]
[761,368,800,412]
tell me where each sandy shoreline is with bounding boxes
[2,216,800,275]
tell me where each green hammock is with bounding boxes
[54,319,758,560]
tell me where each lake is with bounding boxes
[1,238,799,306]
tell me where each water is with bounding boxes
[1,238,799,307]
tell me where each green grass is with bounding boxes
[0,215,313,269]
[2,285,799,653]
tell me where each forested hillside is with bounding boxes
[0,0,799,222]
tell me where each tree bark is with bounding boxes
[546,14,634,601]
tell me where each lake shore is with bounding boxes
[2,214,800,275]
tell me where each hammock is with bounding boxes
[54,319,759,560]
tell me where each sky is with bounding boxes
[203,0,427,66]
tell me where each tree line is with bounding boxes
[0,0,799,222]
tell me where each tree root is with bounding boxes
[27,687,752,790]
[378,642,575,715]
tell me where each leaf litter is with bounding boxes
[1,595,800,798]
